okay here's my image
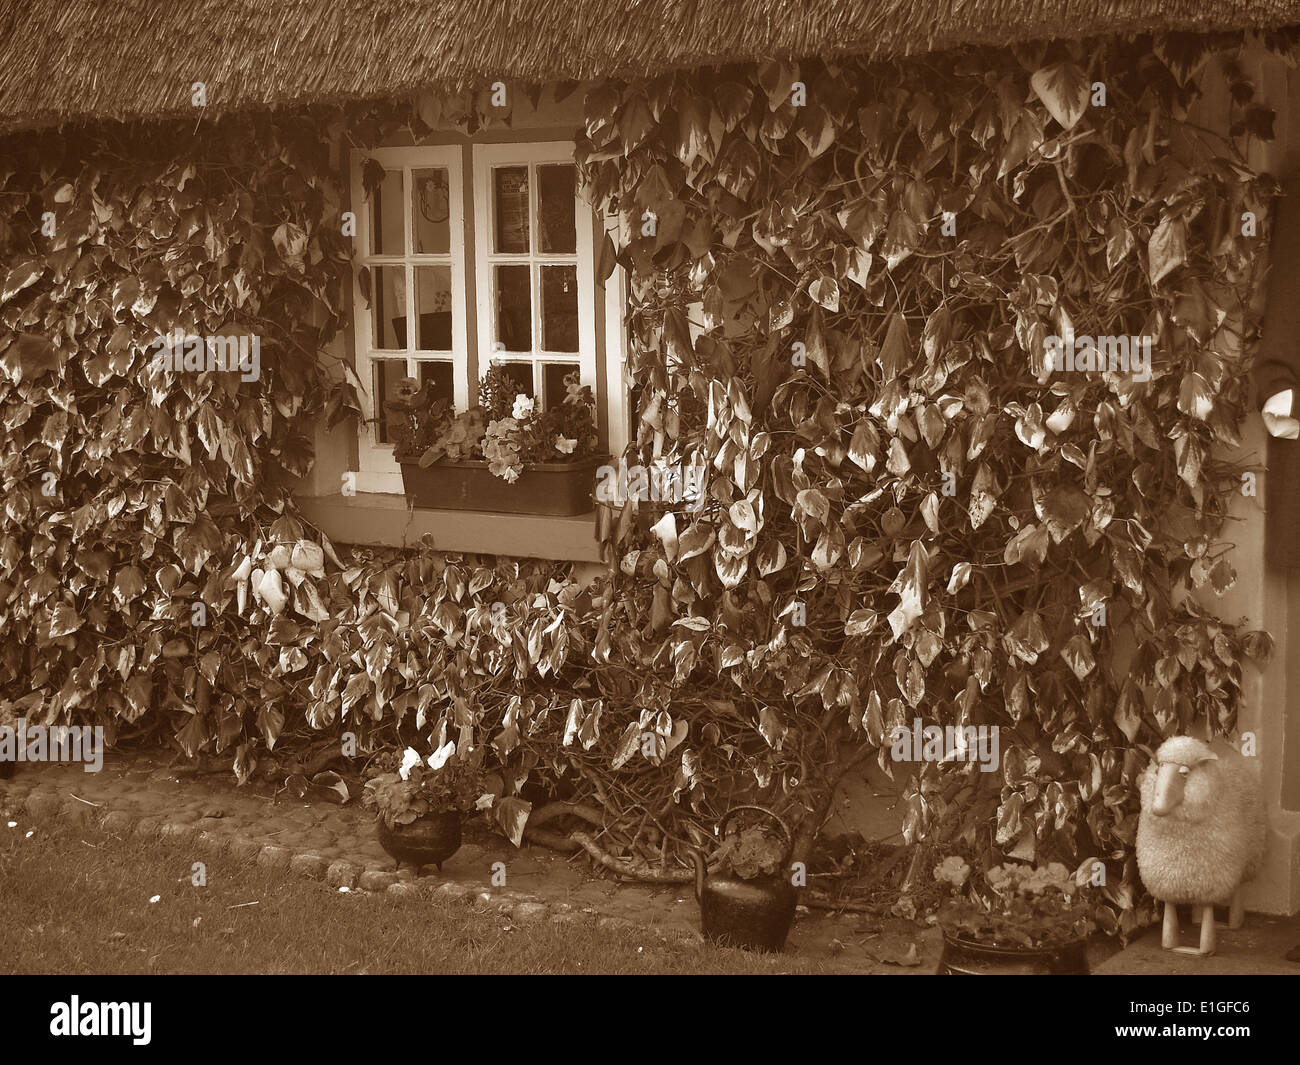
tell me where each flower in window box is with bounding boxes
[554,435,577,455]
[511,393,535,420]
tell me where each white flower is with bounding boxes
[398,747,422,781]
[149,895,161,904]
[427,739,457,771]
[512,394,535,420]
[554,435,577,455]
[475,793,495,811]
[6,821,15,828]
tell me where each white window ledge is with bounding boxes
[296,492,603,562]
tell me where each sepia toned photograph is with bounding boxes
[0,0,1298,1034]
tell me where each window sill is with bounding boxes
[296,492,604,562]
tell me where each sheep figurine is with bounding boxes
[1136,736,1266,956]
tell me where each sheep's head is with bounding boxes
[1144,736,1220,821]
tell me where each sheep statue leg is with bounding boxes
[1198,905,1217,956]
[1161,901,1179,950]
[1228,888,1245,930]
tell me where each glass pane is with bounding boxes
[495,264,531,351]
[411,168,451,254]
[414,265,453,351]
[542,363,575,410]
[538,165,576,253]
[370,169,404,256]
[372,265,407,349]
[541,265,579,352]
[499,362,534,401]
[494,166,530,253]
[418,361,455,407]
[373,359,407,444]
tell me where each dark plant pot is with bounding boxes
[398,456,607,516]
[375,810,462,874]
[938,931,1090,974]
[698,875,798,953]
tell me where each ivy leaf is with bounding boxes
[758,705,787,749]
[878,312,912,380]
[808,275,839,312]
[1,259,43,304]
[49,603,83,639]
[495,796,532,847]
[1030,63,1091,130]
[715,82,754,131]
[1148,214,1187,285]
[611,720,641,768]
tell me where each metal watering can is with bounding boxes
[689,805,799,952]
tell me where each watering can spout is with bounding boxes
[688,848,707,903]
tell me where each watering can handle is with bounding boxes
[688,848,707,902]
[717,804,793,845]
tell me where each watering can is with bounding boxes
[689,804,799,952]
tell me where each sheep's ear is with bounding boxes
[1197,751,1220,765]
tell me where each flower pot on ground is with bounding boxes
[385,364,603,514]
[932,857,1094,975]
[689,805,799,952]
[362,747,483,875]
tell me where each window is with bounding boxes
[351,145,468,491]
[473,144,596,412]
[351,141,612,497]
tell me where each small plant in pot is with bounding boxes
[362,746,483,875]
[934,857,1095,974]
[689,805,799,952]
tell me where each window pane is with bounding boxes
[541,265,579,352]
[372,265,407,349]
[495,264,531,351]
[494,167,530,253]
[498,362,534,400]
[542,363,575,410]
[373,359,407,443]
[411,168,451,254]
[418,360,455,407]
[538,165,576,253]
[370,168,404,256]
[414,265,453,351]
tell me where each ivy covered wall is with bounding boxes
[0,32,1288,931]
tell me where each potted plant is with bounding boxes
[384,364,605,515]
[933,857,1094,974]
[362,746,483,875]
[688,805,799,952]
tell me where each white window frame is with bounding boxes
[350,145,468,494]
[472,142,597,412]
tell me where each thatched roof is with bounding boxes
[1,1,1298,132]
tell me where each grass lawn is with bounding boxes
[0,815,828,974]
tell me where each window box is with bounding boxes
[398,455,608,516]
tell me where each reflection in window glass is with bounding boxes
[418,360,455,407]
[498,362,534,401]
[411,168,451,254]
[373,359,407,443]
[414,265,453,351]
[542,362,573,411]
[541,265,579,352]
[370,169,404,256]
[494,167,530,253]
[538,165,576,253]
[372,265,407,349]
[495,265,531,351]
